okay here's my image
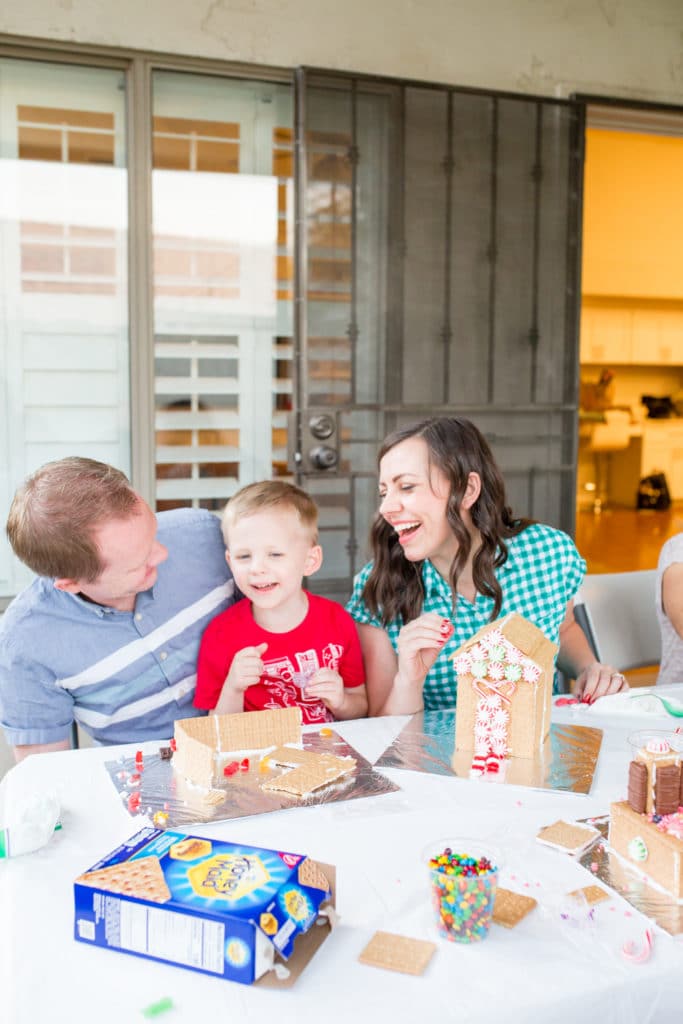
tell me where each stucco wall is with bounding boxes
[1,0,682,103]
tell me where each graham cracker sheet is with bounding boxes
[215,706,301,754]
[105,728,399,828]
[172,725,215,791]
[358,931,436,976]
[375,710,603,795]
[536,820,601,855]
[568,884,610,906]
[297,858,331,893]
[492,887,538,928]
[261,754,356,798]
[75,855,171,904]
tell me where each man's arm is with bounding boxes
[14,738,71,763]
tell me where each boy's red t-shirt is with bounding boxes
[195,593,365,725]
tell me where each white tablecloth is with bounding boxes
[2,698,683,1024]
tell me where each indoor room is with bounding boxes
[1,3,683,1021]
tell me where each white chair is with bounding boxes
[573,569,661,673]
[586,410,631,512]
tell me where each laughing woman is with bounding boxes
[347,417,628,715]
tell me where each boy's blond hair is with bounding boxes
[222,480,319,545]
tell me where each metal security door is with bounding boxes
[292,69,583,603]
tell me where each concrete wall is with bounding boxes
[1,1,682,104]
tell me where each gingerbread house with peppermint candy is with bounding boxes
[452,613,557,770]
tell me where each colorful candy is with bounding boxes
[428,847,498,943]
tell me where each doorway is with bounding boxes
[576,102,683,572]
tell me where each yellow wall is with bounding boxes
[582,128,683,299]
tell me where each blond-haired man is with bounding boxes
[1,457,237,761]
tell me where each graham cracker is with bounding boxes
[175,714,217,748]
[297,858,330,893]
[568,884,610,906]
[492,887,538,928]
[269,746,355,774]
[536,820,600,855]
[261,755,356,797]
[267,745,313,767]
[216,707,302,752]
[609,800,683,899]
[172,726,215,789]
[359,931,436,976]
[75,855,171,904]
[201,788,227,806]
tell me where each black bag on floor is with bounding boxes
[636,471,671,510]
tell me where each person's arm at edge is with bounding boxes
[556,599,627,701]
[358,623,424,716]
[14,738,71,763]
[661,562,683,640]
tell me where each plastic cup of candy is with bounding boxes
[425,839,500,943]
[627,730,683,759]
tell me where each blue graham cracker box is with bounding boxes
[73,827,335,986]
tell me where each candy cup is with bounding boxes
[627,730,683,759]
[424,838,500,944]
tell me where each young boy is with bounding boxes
[195,481,368,724]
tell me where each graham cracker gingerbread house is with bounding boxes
[609,735,683,899]
[452,612,558,770]
[172,707,356,801]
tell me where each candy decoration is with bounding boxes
[622,928,654,964]
[628,836,649,862]
[223,761,240,777]
[646,738,671,754]
[127,792,141,814]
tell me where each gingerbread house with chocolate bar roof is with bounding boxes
[452,613,557,770]
[609,735,683,899]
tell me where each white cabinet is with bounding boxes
[580,307,633,364]
[581,303,683,366]
[631,309,683,365]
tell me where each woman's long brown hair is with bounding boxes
[362,417,533,626]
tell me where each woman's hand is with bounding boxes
[558,599,629,703]
[396,613,454,688]
[573,661,628,703]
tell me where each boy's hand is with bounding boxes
[304,668,345,715]
[225,642,268,694]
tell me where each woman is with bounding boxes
[347,417,627,715]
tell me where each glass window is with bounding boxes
[0,58,129,599]
[151,72,294,511]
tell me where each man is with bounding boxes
[0,457,237,761]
